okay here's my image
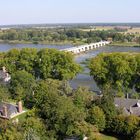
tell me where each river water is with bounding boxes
[0,43,140,91]
[0,43,72,52]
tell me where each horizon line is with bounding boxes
[1,22,140,27]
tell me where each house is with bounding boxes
[0,101,25,119]
[0,66,11,83]
[114,98,140,116]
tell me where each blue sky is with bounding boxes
[0,0,140,25]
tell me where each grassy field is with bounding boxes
[80,26,140,34]
[99,134,120,140]
[94,133,126,140]
[80,26,114,32]
[127,27,140,34]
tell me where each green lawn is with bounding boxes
[94,133,127,140]
[100,134,120,140]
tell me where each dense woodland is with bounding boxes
[89,53,140,98]
[0,28,140,45]
[0,49,140,140]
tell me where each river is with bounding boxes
[0,43,140,91]
[0,43,72,52]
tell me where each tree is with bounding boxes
[33,80,85,139]
[35,49,81,80]
[0,110,48,140]
[94,89,117,130]
[0,48,80,81]
[134,55,140,92]
[72,87,93,110]
[134,130,140,140]
[86,38,92,44]
[17,48,37,73]
[10,70,36,101]
[74,121,98,140]
[0,84,10,101]
[0,119,23,140]
[89,53,110,87]
[21,110,48,140]
[110,115,140,136]
[89,53,140,93]
[1,49,20,73]
[100,91,117,120]
[87,106,106,131]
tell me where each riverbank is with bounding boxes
[2,40,139,48]
[0,39,85,46]
[109,42,140,47]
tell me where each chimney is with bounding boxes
[129,106,133,114]
[3,106,8,117]
[17,101,23,113]
[126,93,129,99]
[6,73,9,77]
[2,66,6,73]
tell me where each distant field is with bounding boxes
[127,27,140,33]
[80,26,140,34]
[80,26,114,31]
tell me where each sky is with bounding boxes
[0,0,140,25]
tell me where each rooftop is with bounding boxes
[115,98,140,116]
[0,101,26,119]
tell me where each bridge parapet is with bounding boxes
[61,41,110,54]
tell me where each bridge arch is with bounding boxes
[61,41,110,54]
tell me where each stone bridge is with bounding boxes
[61,41,110,54]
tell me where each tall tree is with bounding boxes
[87,106,106,131]
[89,52,140,93]
[34,80,85,138]
[10,70,36,101]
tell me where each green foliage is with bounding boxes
[33,80,86,138]
[72,87,93,110]
[0,119,23,140]
[134,130,140,140]
[35,49,81,80]
[0,84,10,101]
[0,48,80,81]
[0,75,140,139]
[0,48,20,73]
[74,121,98,140]
[100,92,117,120]
[10,70,36,101]
[89,52,140,93]
[110,115,140,136]
[0,28,138,45]
[21,111,48,140]
[87,106,106,131]
[0,110,49,140]
[1,46,140,139]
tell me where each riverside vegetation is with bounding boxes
[0,28,140,46]
[89,52,140,97]
[0,48,140,140]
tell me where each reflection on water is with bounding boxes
[0,43,140,91]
